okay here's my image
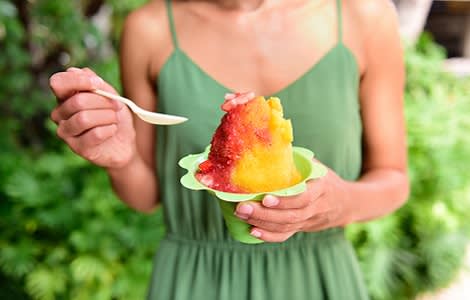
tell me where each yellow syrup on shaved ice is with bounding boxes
[196,92,302,193]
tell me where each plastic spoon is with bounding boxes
[92,89,188,125]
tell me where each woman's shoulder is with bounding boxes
[346,0,399,35]
[121,0,174,75]
[122,0,170,43]
[345,0,401,59]
[347,0,397,19]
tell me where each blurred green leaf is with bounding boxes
[0,1,18,18]
[25,267,66,300]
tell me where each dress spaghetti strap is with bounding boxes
[336,0,343,43]
[165,0,179,48]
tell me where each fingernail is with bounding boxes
[90,76,103,88]
[224,93,236,100]
[234,212,249,220]
[237,204,253,216]
[251,229,262,238]
[263,195,279,207]
[67,67,82,72]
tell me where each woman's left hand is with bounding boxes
[234,166,351,243]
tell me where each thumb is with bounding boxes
[69,67,124,110]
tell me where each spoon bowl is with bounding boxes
[92,89,188,125]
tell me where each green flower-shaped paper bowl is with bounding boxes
[178,146,327,244]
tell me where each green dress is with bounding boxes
[148,0,369,299]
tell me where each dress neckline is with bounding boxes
[158,43,359,97]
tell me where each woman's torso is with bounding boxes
[155,0,362,240]
[145,1,369,299]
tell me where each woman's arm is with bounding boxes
[107,9,162,212]
[341,0,409,223]
[49,3,166,213]
[233,1,409,242]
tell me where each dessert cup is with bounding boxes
[179,146,328,244]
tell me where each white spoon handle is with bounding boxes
[92,89,188,125]
[92,89,138,111]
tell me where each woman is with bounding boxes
[49,0,409,299]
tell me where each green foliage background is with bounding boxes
[1,1,470,299]
[347,33,470,300]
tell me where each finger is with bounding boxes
[303,213,331,232]
[67,67,82,73]
[50,68,123,109]
[249,228,295,243]
[235,202,310,224]
[57,109,118,138]
[51,92,119,122]
[221,92,255,112]
[79,124,118,148]
[67,124,118,148]
[67,67,98,79]
[261,178,325,209]
[80,67,107,89]
[82,67,98,76]
[80,67,124,109]
[49,71,100,101]
[245,218,300,233]
[64,124,118,159]
[81,67,118,93]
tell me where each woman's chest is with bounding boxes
[152,1,365,96]
[158,55,361,159]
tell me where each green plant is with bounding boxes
[347,33,470,300]
[0,1,162,299]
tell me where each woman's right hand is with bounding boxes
[50,67,137,170]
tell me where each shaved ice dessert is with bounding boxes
[196,92,302,193]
